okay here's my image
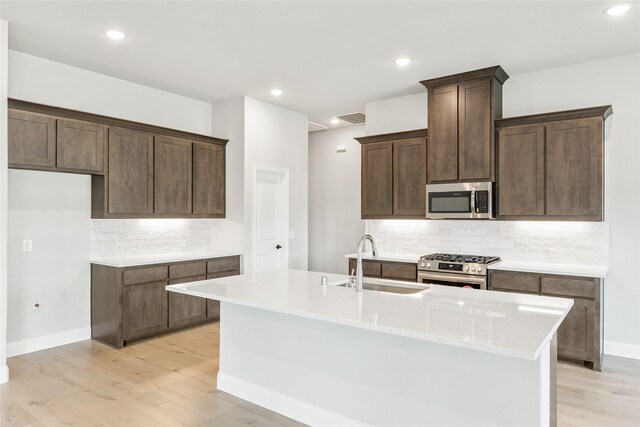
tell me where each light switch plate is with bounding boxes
[22,240,32,252]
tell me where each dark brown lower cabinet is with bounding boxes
[488,269,602,370]
[348,258,417,282]
[91,255,240,348]
[123,281,169,341]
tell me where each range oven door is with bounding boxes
[417,271,487,290]
[426,182,493,219]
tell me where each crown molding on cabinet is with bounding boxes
[355,128,427,145]
[419,65,509,89]
[8,99,228,146]
[495,105,613,128]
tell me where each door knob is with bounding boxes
[276,244,282,249]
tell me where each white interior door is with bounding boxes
[254,168,288,272]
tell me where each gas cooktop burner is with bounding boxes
[421,253,501,265]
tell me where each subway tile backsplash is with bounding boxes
[90,219,214,257]
[366,220,609,267]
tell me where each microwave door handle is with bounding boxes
[470,188,476,215]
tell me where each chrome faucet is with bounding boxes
[355,234,378,292]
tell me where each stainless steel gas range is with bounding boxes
[417,253,501,290]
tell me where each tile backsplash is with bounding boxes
[90,219,214,257]
[367,220,609,267]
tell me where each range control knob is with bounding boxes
[464,266,470,272]
[477,267,483,273]
[420,261,426,268]
[470,267,476,272]
[426,262,432,269]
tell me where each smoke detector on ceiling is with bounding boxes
[336,112,366,125]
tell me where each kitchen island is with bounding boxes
[167,269,572,427]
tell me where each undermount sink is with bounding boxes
[337,282,429,294]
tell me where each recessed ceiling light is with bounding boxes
[104,29,126,40]
[394,57,411,67]
[604,3,633,16]
[330,118,340,125]
[270,88,283,96]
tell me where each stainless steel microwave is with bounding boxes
[426,182,495,219]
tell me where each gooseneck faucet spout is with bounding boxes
[355,234,377,292]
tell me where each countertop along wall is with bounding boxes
[360,53,639,358]
[5,51,220,356]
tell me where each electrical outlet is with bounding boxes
[23,240,33,252]
[336,144,347,153]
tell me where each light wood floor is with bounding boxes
[1,323,639,427]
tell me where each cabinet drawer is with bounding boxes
[123,266,168,285]
[541,276,598,299]
[170,262,206,279]
[490,271,540,293]
[207,256,240,273]
[207,271,239,280]
[169,275,206,285]
[348,259,382,277]
[381,262,417,281]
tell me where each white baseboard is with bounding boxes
[217,372,366,427]
[0,364,8,384]
[604,340,640,360]
[7,327,91,358]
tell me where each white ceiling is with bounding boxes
[1,1,639,128]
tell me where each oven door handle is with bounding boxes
[418,272,486,285]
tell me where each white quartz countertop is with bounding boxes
[90,250,242,268]
[167,269,572,361]
[345,252,608,278]
[344,252,420,263]
[488,260,608,279]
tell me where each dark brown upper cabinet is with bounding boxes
[154,135,193,215]
[56,118,105,173]
[8,109,57,169]
[5,100,228,219]
[356,129,427,219]
[496,106,611,221]
[193,142,226,217]
[107,127,155,215]
[421,66,508,184]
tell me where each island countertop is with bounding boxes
[167,269,572,361]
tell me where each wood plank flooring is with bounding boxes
[1,323,639,426]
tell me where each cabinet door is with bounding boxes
[154,135,192,215]
[361,142,393,217]
[168,277,207,328]
[459,79,492,181]
[56,118,105,173]
[497,124,545,216]
[123,281,168,341]
[556,298,595,361]
[8,109,56,168]
[393,138,427,216]
[546,118,602,218]
[107,127,154,214]
[428,84,458,183]
[193,142,225,216]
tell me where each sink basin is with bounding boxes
[337,282,429,294]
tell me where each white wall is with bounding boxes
[357,53,640,354]
[0,19,10,383]
[365,92,426,135]
[210,97,245,255]
[308,126,365,274]
[6,51,219,356]
[243,97,308,273]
